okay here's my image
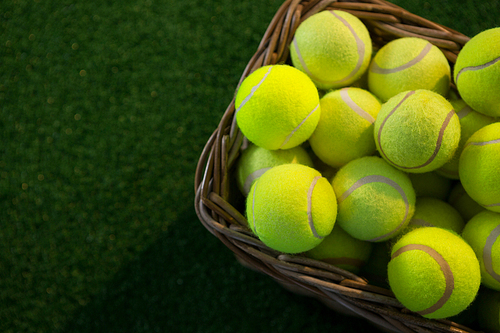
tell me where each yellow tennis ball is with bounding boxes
[454,27,500,117]
[235,64,320,150]
[459,122,500,212]
[447,182,486,222]
[308,87,381,168]
[368,37,451,102]
[436,97,495,179]
[374,89,461,173]
[406,197,465,234]
[246,164,337,254]
[408,171,452,201]
[305,224,373,273]
[236,144,314,196]
[331,156,416,242]
[388,227,481,319]
[290,10,372,90]
[462,210,500,291]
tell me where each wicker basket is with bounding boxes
[194,1,478,332]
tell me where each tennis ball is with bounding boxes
[454,27,500,117]
[406,197,465,234]
[459,122,500,212]
[236,144,314,196]
[247,164,337,254]
[436,97,495,179]
[408,172,452,201]
[388,227,481,319]
[235,64,320,150]
[448,182,485,222]
[306,224,373,273]
[462,210,500,291]
[476,290,500,333]
[309,87,381,168]
[331,156,416,242]
[368,37,451,102]
[374,89,461,173]
[290,10,372,90]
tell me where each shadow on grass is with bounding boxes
[60,204,375,333]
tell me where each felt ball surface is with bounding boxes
[374,89,460,173]
[290,10,372,90]
[368,37,451,102]
[459,122,500,212]
[331,156,416,242]
[388,227,481,319]
[309,87,381,168]
[235,64,320,150]
[454,27,500,117]
[246,164,337,254]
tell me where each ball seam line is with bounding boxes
[337,174,410,242]
[455,55,500,84]
[370,42,432,74]
[244,167,271,195]
[464,138,500,148]
[483,224,500,284]
[456,105,473,120]
[279,103,320,149]
[410,218,434,227]
[340,87,375,123]
[235,66,273,116]
[391,243,454,316]
[307,176,324,240]
[378,91,456,170]
[292,11,366,85]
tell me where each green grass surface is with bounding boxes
[0,0,498,332]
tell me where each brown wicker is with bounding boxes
[194,1,478,332]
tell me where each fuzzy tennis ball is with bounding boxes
[306,224,372,273]
[476,290,500,333]
[448,182,485,222]
[235,64,320,150]
[247,164,337,254]
[406,197,465,234]
[374,89,461,173]
[236,144,314,196]
[368,37,451,102]
[388,227,481,319]
[331,156,416,242]
[436,96,495,179]
[459,122,500,212]
[408,172,452,201]
[462,210,500,291]
[290,10,372,90]
[309,87,381,168]
[454,27,500,117]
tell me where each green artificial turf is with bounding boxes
[0,0,498,332]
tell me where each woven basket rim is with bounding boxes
[194,1,478,332]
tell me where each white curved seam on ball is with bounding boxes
[279,103,319,149]
[484,224,500,283]
[243,167,271,195]
[235,66,273,115]
[409,218,434,227]
[391,244,454,315]
[340,87,375,123]
[307,176,324,240]
[292,12,366,85]
[465,137,500,148]
[370,42,432,74]
[337,174,410,242]
[455,55,500,83]
[456,105,473,120]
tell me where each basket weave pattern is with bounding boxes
[194,1,476,332]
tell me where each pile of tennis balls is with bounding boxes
[234,9,500,327]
